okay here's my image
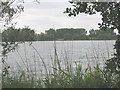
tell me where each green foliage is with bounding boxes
[65,2,120,31]
[0,0,24,26]
[89,28,117,40]
[2,27,116,42]
[106,57,120,74]
[2,26,35,56]
[2,26,35,42]
[65,1,120,75]
[44,62,119,88]
[2,61,120,88]
[2,71,43,88]
[34,28,116,41]
[35,28,88,41]
[2,47,119,88]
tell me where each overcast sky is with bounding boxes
[13,0,102,34]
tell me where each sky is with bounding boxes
[13,0,102,34]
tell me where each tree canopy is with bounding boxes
[65,1,120,33]
[65,1,120,74]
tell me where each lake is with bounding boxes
[5,40,115,76]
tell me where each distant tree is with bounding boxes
[89,29,97,38]
[65,1,120,74]
[73,34,80,40]
[39,32,45,41]
[20,27,35,41]
[2,27,35,42]
[2,27,19,42]
[89,28,117,40]
[36,28,116,41]
[45,28,56,35]
[64,33,73,40]
[56,28,87,39]
[45,28,56,40]
[73,34,89,40]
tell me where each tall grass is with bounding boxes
[2,41,120,88]
[44,63,115,88]
[3,62,119,88]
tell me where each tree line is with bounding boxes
[2,27,117,42]
[2,27,35,42]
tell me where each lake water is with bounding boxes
[5,40,115,76]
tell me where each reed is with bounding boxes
[2,41,119,88]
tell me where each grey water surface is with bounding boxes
[5,40,115,76]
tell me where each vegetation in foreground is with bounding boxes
[2,61,120,88]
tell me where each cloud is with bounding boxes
[13,1,102,33]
